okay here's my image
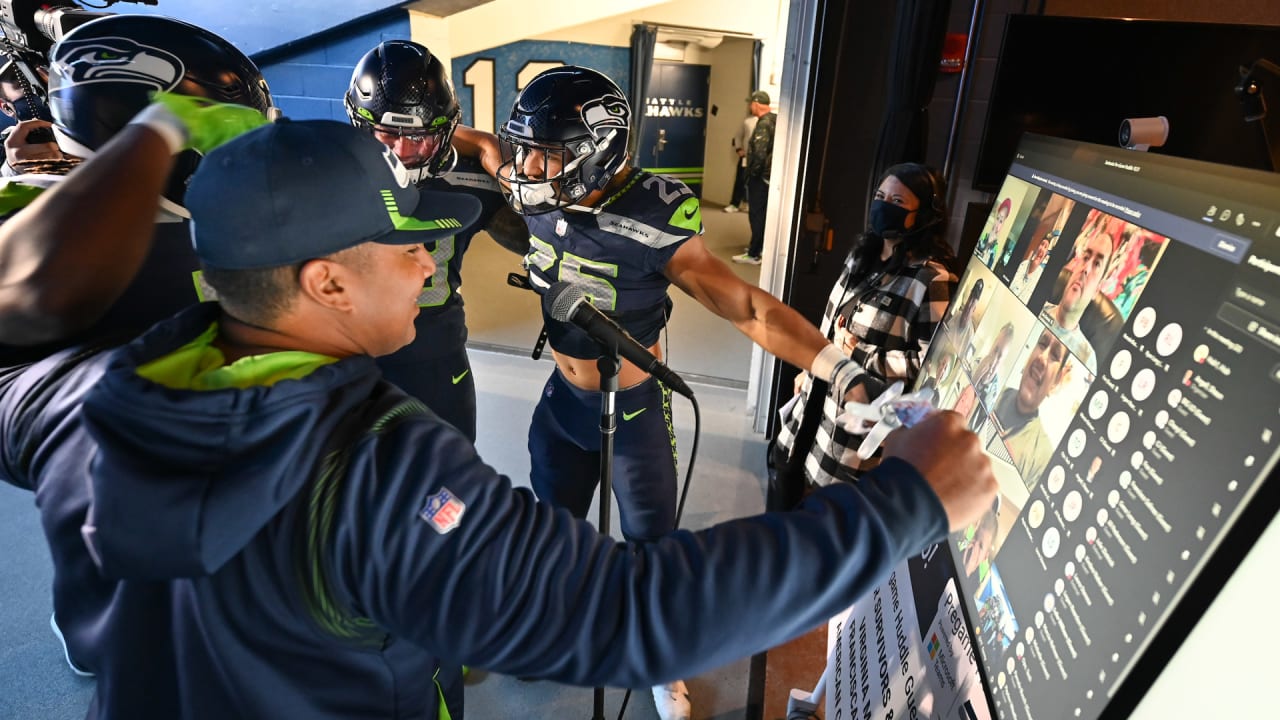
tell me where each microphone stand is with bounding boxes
[592,349,620,720]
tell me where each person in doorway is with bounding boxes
[724,107,757,213]
[772,163,958,493]
[732,90,775,265]
[345,39,529,443]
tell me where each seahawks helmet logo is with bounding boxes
[52,37,183,91]
[580,94,629,136]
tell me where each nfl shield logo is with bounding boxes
[420,488,466,534]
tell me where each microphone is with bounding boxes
[543,282,694,399]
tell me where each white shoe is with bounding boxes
[732,252,762,265]
[50,613,94,677]
[652,680,691,720]
[722,205,740,213]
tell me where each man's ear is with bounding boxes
[297,258,355,312]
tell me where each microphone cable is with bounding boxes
[615,322,702,720]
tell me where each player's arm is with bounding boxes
[0,124,175,345]
[664,236,863,397]
[452,125,505,180]
[665,237,870,402]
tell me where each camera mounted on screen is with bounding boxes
[1118,116,1169,152]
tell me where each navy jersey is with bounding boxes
[415,155,508,317]
[523,169,702,359]
[0,175,201,368]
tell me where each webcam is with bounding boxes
[1119,116,1169,151]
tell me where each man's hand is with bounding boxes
[4,120,63,164]
[882,411,996,532]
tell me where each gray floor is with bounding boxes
[0,202,777,719]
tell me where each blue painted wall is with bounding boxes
[451,40,630,129]
[254,12,411,122]
[53,5,632,130]
[116,0,411,57]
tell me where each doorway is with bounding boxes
[636,61,711,195]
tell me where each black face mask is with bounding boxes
[868,199,912,238]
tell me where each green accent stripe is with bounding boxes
[643,166,705,173]
[379,189,464,231]
[298,398,432,645]
[660,381,678,473]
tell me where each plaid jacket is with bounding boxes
[776,251,957,485]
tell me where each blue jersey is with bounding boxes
[416,156,507,318]
[523,169,702,359]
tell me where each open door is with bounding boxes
[636,61,710,195]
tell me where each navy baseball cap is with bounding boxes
[187,119,481,270]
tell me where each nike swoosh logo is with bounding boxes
[622,408,647,421]
[683,207,697,220]
[452,370,470,384]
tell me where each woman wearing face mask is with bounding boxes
[771,163,959,495]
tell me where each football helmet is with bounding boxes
[498,65,629,215]
[344,40,460,183]
[46,14,274,216]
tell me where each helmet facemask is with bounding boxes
[496,126,621,215]
[497,67,631,216]
[347,101,459,183]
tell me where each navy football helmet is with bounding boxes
[497,65,630,214]
[344,41,460,183]
[47,14,274,216]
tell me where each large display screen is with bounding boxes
[927,133,1280,718]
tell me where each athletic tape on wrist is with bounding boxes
[127,103,188,155]
[810,344,865,397]
[830,360,865,398]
